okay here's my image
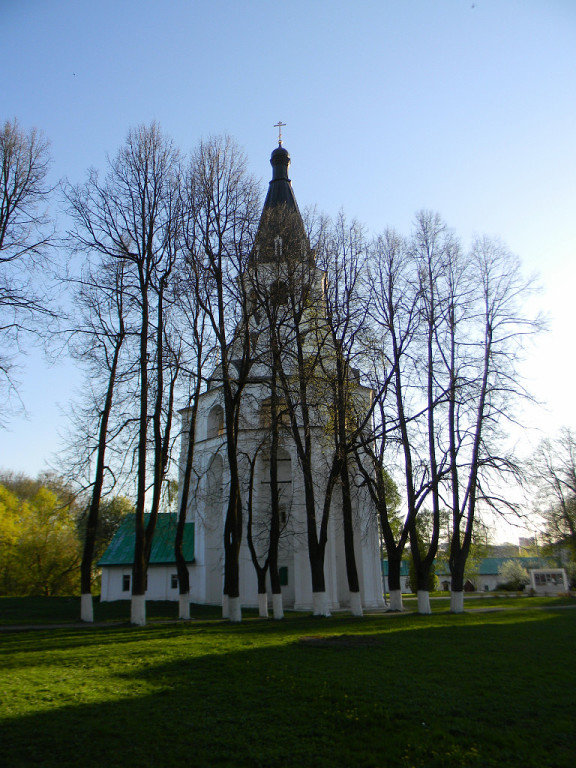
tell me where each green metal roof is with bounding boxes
[98,514,194,567]
[381,556,554,577]
[477,556,550,575]
[381,560,410,577]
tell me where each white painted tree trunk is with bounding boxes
[450,590,465,613]
[81,593,93,623]
[179,592,191,620]
[388,589,403,611]
[272,593,284,620]
[258,593,269,618]
[228,596,242,622]
[312,591,331,617]
[417,590,432,615]
[349,591,363,617]
[131,594,146,626]
[222,594,229,619]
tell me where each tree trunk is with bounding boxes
[258,591,269,618]
[228,596,242,622]
[417,590,432,614]
[80,592,93,623]
[131,593,146,626]
[386,553,404,611]
[80,312,125,620]
[450,590,465,613]
[179,592,191,620]
[340,459,362,615]
[449,549,466,613]
[131,268,149,623]
[388,590,403,612]
[175,363,202,619]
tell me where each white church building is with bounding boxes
[100,141,384,612]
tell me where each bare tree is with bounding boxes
[70,261,128,622]
[252,203,337,616]
[316,213,372,616]
[172,251,213,620]
[365,213,539,613]
[244,255,296,620]
[0,119,54,422]
[444,236,539,611]
[405,211,456,614]
[66,123,183,625]
[529,428,576,561]
[363,227,432,611]
[183,136,260,622]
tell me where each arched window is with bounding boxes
[259,397,289,428]
[206,454,223,510]
[207,404,224,439]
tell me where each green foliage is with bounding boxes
[497,559,530,591]
[565,560,576,589]
[381,468,401,514]
[0,477,81,596]
[0,600,574,768]
[407,555,438,593]
[77,494,134,562]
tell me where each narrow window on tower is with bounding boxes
[274,236,283,258]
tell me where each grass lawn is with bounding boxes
[1,598,574,767]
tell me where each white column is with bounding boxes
[349,591,363,617]
[272,593,284,620]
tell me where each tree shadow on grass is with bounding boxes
[1,612,575,768]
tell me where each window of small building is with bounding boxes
[122,574,131,592]
[171,574,178,589]
[207,404,224,439]
[279,566,288,586]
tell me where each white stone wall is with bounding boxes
[100,565,194,602]
[177,376,384,611]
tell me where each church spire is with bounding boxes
[261,143,300,213]
[251,133,312,265]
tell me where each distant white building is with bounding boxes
[99,514,194,602]
[529,568,569,595]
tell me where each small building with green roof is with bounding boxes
[99,514,195,602]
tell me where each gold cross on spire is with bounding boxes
[274,121,286,146]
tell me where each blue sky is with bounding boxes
[2,1,576,532]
